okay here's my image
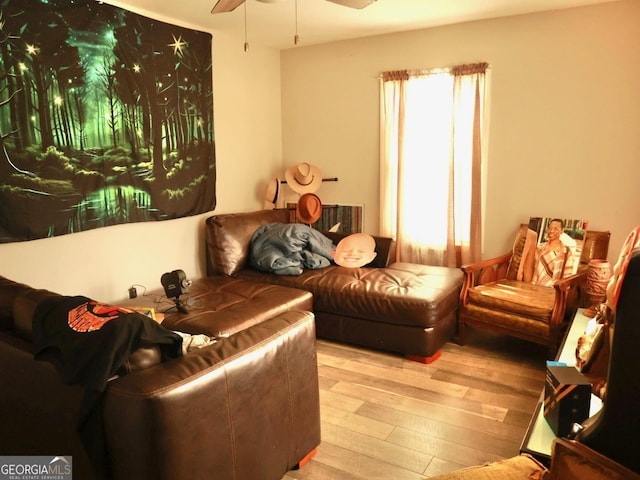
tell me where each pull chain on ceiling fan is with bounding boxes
[211,0,377,51]
[243,1,249,51]
[239,0,299,50]
[294,0,299,45]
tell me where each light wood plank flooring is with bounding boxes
[283,328,548,480]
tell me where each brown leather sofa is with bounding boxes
[203,208,464,362]
[0,275,321,480]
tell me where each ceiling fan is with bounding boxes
[211,0,377,14]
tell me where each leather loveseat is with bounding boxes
[0,275,321,480]
[202,208,464,363]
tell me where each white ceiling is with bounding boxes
[115,0,620,50]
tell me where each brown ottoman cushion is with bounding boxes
[158,276,313,338]
[237,261,463,359]
[238,262,462,330]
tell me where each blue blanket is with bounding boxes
[250,222,336,275]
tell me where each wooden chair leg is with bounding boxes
[458,319,467,345]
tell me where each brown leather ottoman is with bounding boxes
[134,276,313,338]
[239,261,463,362]
[315,261,462,363]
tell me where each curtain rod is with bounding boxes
[378,63,491,79]
[377,67,444,79]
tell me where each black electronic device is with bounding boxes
[161,269,192,314]
[544,364,591,437]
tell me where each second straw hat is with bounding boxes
[263,177,280,209]
[285,162,322,194]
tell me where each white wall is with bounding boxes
[2,1,639,302]
[281,0,640,261]
[0,7,283,302]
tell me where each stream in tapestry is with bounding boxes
[0,0,216,243]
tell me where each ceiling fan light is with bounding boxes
[211,0,245,14]
[326,0,377,9]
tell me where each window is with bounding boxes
[379,64,489,266]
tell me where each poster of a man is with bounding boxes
[528,217,587,285]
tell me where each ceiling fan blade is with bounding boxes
[325,0,377,9]
[211,0,246,14]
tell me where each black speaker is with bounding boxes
[161,270,191,299]
[544,364,591,437]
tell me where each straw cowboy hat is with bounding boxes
[296,193,323,224]
[285,162,322,194]
[263,177,280,209]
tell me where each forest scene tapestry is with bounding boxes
[0,0,216,243]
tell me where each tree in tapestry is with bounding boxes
[0,0,216,243]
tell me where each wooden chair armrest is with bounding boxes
[553,270,587,291]
[460,252,511,283]
[459,252,513,304]
[548,271,588,347]
[460,252,513,275]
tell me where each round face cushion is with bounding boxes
[332,233,377,268]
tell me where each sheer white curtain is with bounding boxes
[379,64,488,267]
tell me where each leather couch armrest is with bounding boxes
[115,346,162,375]
[205,209,290,276]
[13,288,60,341]
[103,310,321,480]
